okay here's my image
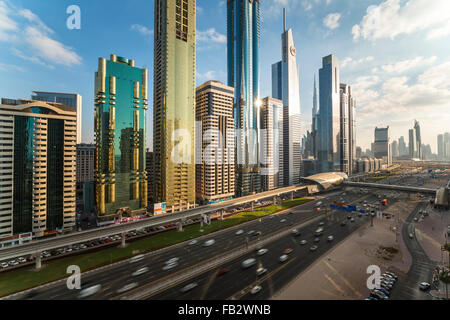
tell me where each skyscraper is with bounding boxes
[32,91,82,144]
[228,0,261,196]
[153,0,196,212]
[195,81,235,204]
[374,126,391,166]
[398,136,407,156]
[94,55,148,219]
[312,75,319,160]
[391,140,399,158]
[272,9,302,186]
[340,84,356,175]
[318,54,340,173]
[438,134,444,160]
[0,98,77,238]
[409,128,417,159]
[414,120,422,159]
[260,97,284,191]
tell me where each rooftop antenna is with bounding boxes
[283,8,286,32]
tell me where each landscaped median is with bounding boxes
[0,197,311,297]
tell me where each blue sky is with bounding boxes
[1,0,449,152]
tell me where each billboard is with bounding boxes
[154,202,167,215]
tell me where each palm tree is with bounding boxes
[438,268,450,300]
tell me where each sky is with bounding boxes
[0,0,449,153]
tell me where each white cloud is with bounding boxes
[11,48,54,69]
[0,2,18,41]
[131,24,153,37]
[197,28,226,44]
[374,56,437,74]
[341,56,374,68]
[418,61,450,89]
[352,0,450,41]
[18,9,53,35]
[0,62,25,73]
[197,70,217,81]
[323,13,341,30]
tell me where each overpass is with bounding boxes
[0,184,309,263]
[342,181,437,195]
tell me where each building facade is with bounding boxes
[94,55,148,219]
[227,0,261,196]
[272,9,302,186]
[374,126,392,166]
[260,97,284,191]
[414,120,422,159]
[153,0,196,212]
[195,81,235,204]
[409,128,417,159]
[32,91,82,144]
[339,84,356,175]
[76,143,95,184]
[318,55,341,173]
[0,99,76,238]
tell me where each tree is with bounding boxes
[438,268,450,300]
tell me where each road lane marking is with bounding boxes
[323,260,362,298]
[323,273,346,296]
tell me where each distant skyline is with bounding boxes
[1,0,450,152]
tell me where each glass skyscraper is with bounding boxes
[94,55,148,219]
[153,0,196,212]
[227,0,261,196]
[318,54,341,173]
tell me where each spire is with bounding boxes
[283,8,286,32]
[313,74,318,116]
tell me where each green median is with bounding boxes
[0,197,311,297]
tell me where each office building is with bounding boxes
[339,84,356,175]
[32,91,82,144]
[94,55,148,219]
[414,120,422,159]
[438,134,444,160]
[76,143,95,184]
[153,0,196,212]
[312,76,319,160]
[260,97,284,191]
[409,128,417,159]
[0,98,76,238]
[227,0,261,196]
[391,140,399,158]
[272,9,302,186]
[398,136,407,156]
[146,149,153,207]
[195,81,235,203]
[356,146,362,159]
[318,54,341,173]
[374,126,392,166]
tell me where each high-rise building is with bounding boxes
[195,81,235,204]
[0,98,76,238]
[339,84,356,175]
[32,91,82,144]
[374,126,392,166]
[153,0,196,212]
[445,133,450,160]
[356,146,362,159]
[438,134,444,160]
[312,75,319,160]
[260,97,284,191]
[414,120,422,159]
[146,149,153,207]
[409,128,417,159]
[318,54,341,173]
[398,136,407,156]
[391,140,399,158]
[272,9,302,186]
[76,143,95,184]
[228,0,261,196]
[94,55,148,219]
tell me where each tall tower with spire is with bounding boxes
[312,75,319,159]
[272,8,302,185]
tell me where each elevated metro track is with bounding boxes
[342,181,437,194]
[0,185,309,261]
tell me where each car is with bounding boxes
[283,248,293,254]
[250,285,262,294]
[367,296,378,300]
[166,257,180,265]
[318,222,325,226]
[280,219,287,223]
[188,240,198,246]
[314,228,324,236]
[382,273,396,280]
[381,283,393,291]
[376,287,391,296]
[300,240,307,245]
[130,254,144,263]
[180,282,198,293]
[17,257,27,263]
[341,221,347,226]
[327,236,334,242]
[279,255,288,262]
[79,244,87,249]
[291,229,301,236]
[203,239,215,247]
[409,233,414,239]
[256,267,267,276]
[371,290,389,300]
[419,282,431,291]
[132,267,149,277]
[385,272,398,279]
[248,230,255,235]
[217,268,229,276]
[350,218,355,222]
[235,230,244,235]
[310,245,318,252]
[116,282,138,294]
[347,215,352,220]
[8,260,19,266]
[0,262,8,268]
[314,238,320,243]
[241,258,256,269]
[413,217,418,222]
[257,248,268,256]
[163,262,178,271]
[78,285,102,299]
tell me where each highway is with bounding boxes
[9,189,372,300]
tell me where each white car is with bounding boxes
[250,285,262,294]
[327,236,334,242]
[8,260,19,266]
[132,267,149,277]
[166,257,180,265]
[235,230,244,235]
[257,249,268,256]
[203,239,215,247]
[241,258,256,269]
[256,267,267,276]
[130,254,145,263]
[0,262,9,268]
[163,261,178,271]
[116,282,138,294]
[419,282,431,291]
[180,282,198,293]
[279,255,288,262]
[300,240,307,245]
[188,240,198,245]
[280,219,286,223]
[78,285,101,299]
[248,230,255,235]
[17,257,27,263]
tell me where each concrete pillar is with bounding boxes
[121,233,126,248]
[177,221,183,232]
[35,255,41,270]
[220,210,224,220]
[251,201,254,211]
[290,192,294,201]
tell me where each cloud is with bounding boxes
[374,56,437,74]
[131,24,153,37]
[341,56,374,69]
[323,13,341,30]
[11,48,54,69]
[352,0,450,41]
[0,2,18,41]
[0,62,25,73]
[197,28,226,44]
